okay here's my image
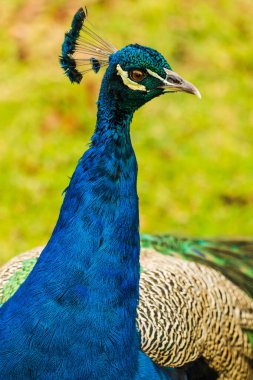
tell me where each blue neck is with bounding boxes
[45,86,140,377]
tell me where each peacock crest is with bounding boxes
[60,7,117,83]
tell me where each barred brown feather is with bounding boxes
[139,249,253,380]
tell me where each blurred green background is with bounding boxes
[1,0,253,265]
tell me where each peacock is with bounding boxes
[0,7,252,380]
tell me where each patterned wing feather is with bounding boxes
[139,249,253,380]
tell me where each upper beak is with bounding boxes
[159,68,201,99]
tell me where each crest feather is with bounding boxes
[60,7,117,83]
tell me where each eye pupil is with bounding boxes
[129,69,146,82]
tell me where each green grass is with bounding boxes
[1,0,253,265]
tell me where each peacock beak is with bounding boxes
[159,68,201,99]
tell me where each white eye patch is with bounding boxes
[116,64,147,91]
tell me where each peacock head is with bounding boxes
[60,7,201,112]
[103,44,201,111]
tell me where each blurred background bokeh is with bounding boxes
[1,0,253,265]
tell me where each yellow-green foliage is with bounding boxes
[1,0,253,265]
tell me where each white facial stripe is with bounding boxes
[146,69,165,82]
[116,64,147,91]
[147,68,174,88]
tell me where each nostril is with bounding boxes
[166,76,182,85]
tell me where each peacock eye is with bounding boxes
[129,69,146,82]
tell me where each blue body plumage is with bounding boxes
[0,8,201,379]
